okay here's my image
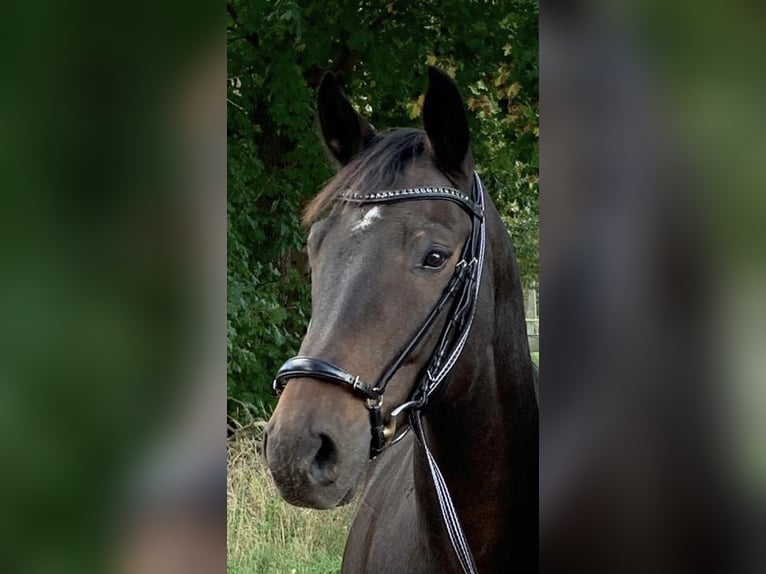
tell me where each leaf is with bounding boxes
[407,94,425,119]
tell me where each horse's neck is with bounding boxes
[413,208,538,570]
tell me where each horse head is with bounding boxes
[263,68,479,509]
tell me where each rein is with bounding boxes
[273,172,487,574]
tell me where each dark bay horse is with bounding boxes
[264,68,538,573]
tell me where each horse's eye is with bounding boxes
[422,249,450,269]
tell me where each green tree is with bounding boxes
[227,0,538,415]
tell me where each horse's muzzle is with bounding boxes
[263,413,357,509]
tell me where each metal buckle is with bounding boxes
[365,395,382,410]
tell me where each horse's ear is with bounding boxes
[317,72,376,166]
[423,66,471,175]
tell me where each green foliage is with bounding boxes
[227,0,539,414]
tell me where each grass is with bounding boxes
[227,429,355,574]
[228,352,539,573]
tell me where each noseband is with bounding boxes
[273,172,487,574]
[274,172,486,457]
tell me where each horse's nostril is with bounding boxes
[316,433,336,465]
[309,433,339,485]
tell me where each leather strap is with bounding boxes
[338,186,482,218]
[274,356,380,401]
[412,414,479,574]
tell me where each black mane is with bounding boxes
[303,128,426,225]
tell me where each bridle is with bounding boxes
[273,172,487,574]
[274,172,485,455]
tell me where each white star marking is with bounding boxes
[351,206,382,232]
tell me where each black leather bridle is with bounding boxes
[273,172,487,459]
[273,172,487,574]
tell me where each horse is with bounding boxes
[263,67,538,573]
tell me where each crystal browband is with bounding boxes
[338,186,480,217]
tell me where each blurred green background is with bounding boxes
[0,2,222,573]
